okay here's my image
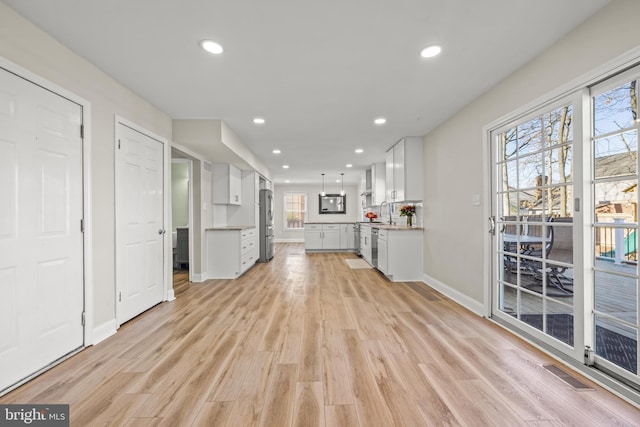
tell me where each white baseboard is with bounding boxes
[191,272,206,282]
[92,319,117,345]
[422,273,484,317]
[166,288,175,302]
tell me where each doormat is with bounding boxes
[519,314,637,373]
[345,259,372,269]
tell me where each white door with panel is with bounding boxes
[0,67,84,393]
[116,121,165,324]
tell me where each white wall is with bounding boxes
[171,161,190,231]
[422,0,640,305]
[0,3,173,330]
[274,183,359,241]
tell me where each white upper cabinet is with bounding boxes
[370,162,386,206]
[385,137,423,202]
[213,162,242,205]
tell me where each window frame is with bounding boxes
[283,191,307,231]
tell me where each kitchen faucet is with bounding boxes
[379,201,392,224]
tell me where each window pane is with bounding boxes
[518,118,543,156]
[594,80,638,136]
[544,105,573,146]
[594,132,637,179]
[284,193,306,229]
[594,179,637,222]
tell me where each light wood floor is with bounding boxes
[2,243,640,426]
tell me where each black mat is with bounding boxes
[519,314,637,373]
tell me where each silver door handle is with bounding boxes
[489,217,495,235]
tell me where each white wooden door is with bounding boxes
[116,121,165,324]
[0,67,84,393]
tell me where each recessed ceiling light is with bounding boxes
[200,40,224,55]
[272,149,281,154]
[420,45,441,58]
[355,148,364,154]
[285,180,290,183]
[374,118,387,125]
[336,179,340,183]
[282,165,289,169]
[253,117,265,124]
[346,164,353,168]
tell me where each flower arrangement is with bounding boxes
[365,211,377,222]
[399,205,415,217]
[399,205,416,227]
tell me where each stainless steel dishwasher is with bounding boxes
[371,227,379,269]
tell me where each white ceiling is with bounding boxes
[3,0,610,184]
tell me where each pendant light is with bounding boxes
[340,173,345,196]
[321,173,326,196]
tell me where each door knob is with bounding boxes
[158,229,165,235]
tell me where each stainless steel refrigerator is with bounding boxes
[258,189,274,262]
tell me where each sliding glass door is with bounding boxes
[490,64,640,389]
[491,94,581,359]
[591,69,639,382]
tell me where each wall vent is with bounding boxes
[543,364,594,390]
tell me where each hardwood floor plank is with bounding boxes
[1,243,637,426]
[257,363,298,427]
[362,339,431,426]
[322,326,354,405]
[389,352,460,426]
[192,401,235,427]
[341,329,394,427]
[292,382,325,427]
[325,404,360,427]
[299,309,323,382]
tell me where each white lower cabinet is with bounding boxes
[340,223,355,250]
[361,225,372,264]
[379,229,422,281]
[206,228,258,278]
[378,229,388,274]
[305,223,350,251]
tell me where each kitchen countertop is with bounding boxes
[205,226,255,231]
[304,222,356,224]
[361,223,424,231]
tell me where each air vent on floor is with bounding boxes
[543,364,594,390]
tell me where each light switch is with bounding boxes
[472,194,481,206]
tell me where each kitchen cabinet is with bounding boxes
[360,225,372,264]
[377,229,388,274]
[339,223,355,249]
[206,227,258,278]
[377,227,422,281]
[304,223,341,251]
[386,137,423,202]
[370,162,386,206]
[213,162,242,205]
[227,171,259,227]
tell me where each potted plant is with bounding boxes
[399,205,416,227]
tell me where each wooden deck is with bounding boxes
[1,243,639,426]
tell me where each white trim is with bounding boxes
[422,273,484,317]
[190,273,206,283]
[275,238,305,243]
[114,115,171,328]
[0,56,95,346]
[92,319,118,345]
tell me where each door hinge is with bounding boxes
[80,218,86,233]
[80,124,84,139]
[81,312,86,326]
[118,139,121,149]
[119,291,122,302]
